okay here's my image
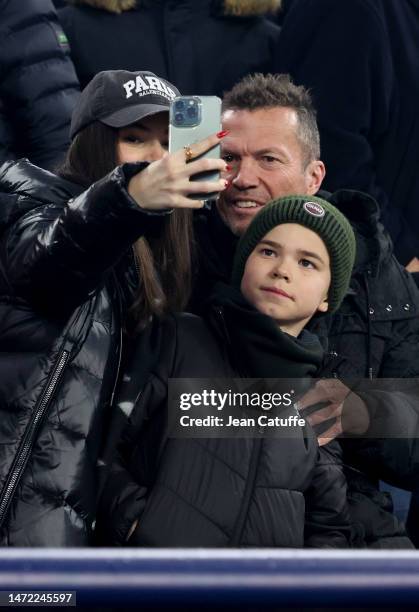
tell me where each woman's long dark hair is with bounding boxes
[58,121,193,331]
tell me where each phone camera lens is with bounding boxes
[174,100,185,111]
[175,112,184,123]
[186,106,198,119]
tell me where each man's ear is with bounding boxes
[305,160,326,195]
[317,298,329,314]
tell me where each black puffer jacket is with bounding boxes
[0,0,80,171]
[0,159,163,546]
[98,293,350,548]
[191,190,419,547]
[58,0,281,95]
[311,190,419,548]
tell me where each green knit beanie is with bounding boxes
[232,195,356,314]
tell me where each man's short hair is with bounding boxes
[222,73,320,166]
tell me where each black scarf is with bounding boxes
[206,283,324,379]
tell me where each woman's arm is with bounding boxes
[2,133,227,312]
[2,163,169,312]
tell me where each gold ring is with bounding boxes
[184,145,193,163]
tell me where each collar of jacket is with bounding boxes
[64,0,282,17]
[318,188,393,277]
[207,282,324,377]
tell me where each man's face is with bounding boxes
[218,107,325,236]
[240,223,330,337]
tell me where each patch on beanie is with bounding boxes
[303,201,325,217]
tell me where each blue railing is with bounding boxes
[0,549,418,607]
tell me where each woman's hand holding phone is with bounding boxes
[128,132,228,211]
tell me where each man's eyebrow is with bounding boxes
[221,146,289,159]
[255,147,286,156]
[259,240,326,264]
[221,144,284,152]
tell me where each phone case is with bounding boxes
[169,95,221,200]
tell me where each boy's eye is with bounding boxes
[299,258,316,269]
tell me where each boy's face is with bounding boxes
[240,223,330,337]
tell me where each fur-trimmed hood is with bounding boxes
[64,0,282,16]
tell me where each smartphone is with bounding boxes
[169,95,222,201]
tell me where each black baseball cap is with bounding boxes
[70,70,180,139]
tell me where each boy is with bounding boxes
[98,195,356,548]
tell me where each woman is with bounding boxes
[0,69,227,546]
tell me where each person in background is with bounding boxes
[0,69,227,546]
[0,0,80,170]
[57,0,281,95]
[273,0,419,271]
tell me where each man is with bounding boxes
[192,73,419,548]
[191,73,325,307]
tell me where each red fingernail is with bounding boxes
[225,165,232,171]
[217,130,229,138]
[224,179,231,188]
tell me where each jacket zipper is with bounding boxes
[0,344,71,527]
[109,324,123,409]
[109,268,126,408]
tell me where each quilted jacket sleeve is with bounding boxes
[304,442,351,548]
[2,163,169,312]
[0,0,80,170]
